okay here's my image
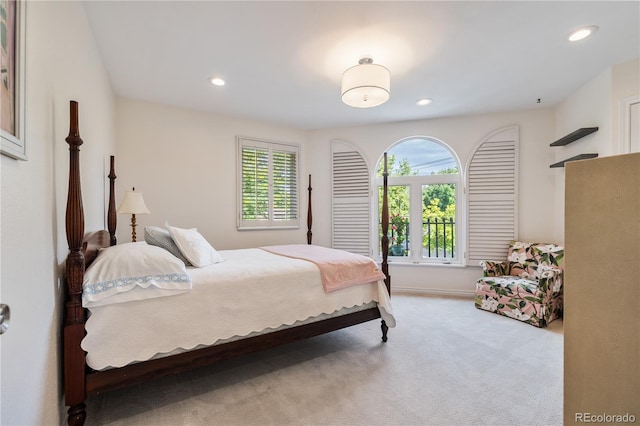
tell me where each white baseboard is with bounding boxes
[392,286,475,298]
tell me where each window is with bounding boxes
[375,138,461,264]
[237,137,299,229]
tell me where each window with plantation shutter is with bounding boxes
[465,126,519,265]
[237,137,299,229]
[332,141,370,256]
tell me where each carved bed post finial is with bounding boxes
[64,100,87,424]
[65,100,85,303]
[66,100,84,252]
[307,174,313,245]
[108,156,117,246]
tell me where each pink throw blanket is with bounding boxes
[260,245,386,293]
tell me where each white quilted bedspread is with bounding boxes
[82,248,395,370]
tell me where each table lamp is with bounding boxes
[117,187,150,242]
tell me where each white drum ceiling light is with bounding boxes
[341,57,390,108]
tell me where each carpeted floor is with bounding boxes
[85,294,563,425]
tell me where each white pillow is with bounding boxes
[82,242,192,308]
[167,225,224,267]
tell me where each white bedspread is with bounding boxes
[82,248,395,370]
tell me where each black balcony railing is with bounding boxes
[424,217,455,258]
[386,217,456,258]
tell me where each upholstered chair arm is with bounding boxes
[537,268,564,294]
[479,260,510,277]
[539,268,562,279]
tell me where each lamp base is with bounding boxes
[130,214,137,242]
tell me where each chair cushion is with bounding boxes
[477,275,539,292]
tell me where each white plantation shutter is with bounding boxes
[332,141,370,256]
[466,126,519,264]
[241,146,270,222]
[272,149,297,221]
[238,137,299,229]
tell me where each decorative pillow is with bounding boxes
[167,225,224,268]
[507,241,531,277]
[82,242,192,308]
[144,226,192,266]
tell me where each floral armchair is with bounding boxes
[475,241,564,327]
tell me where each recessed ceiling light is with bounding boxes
[416,98,433,106]
[209,77,225,86]
[568,25,598,42]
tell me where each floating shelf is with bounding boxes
[550,127,599,146]
[550,153,599,168]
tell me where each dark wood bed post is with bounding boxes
[307,174,312,245]
[380,153,390,341]
[107,156,117,246]
[381,153,390,294]
[64,101,87,425]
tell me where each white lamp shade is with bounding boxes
[117,191,150,215]
[341,60,390,108]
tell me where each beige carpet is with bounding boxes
[85,294,563,425]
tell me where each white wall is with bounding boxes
[0,2,115,424]
[114,98,308,248]
[552,69,612,242]
[307,108,556,294]
[612,58,640,153]
[554,57,640,241]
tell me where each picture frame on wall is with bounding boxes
[1,0,27,160]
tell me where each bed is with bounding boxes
[62,101,394,425]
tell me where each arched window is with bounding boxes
[375,137,462,264]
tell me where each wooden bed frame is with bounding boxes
[63,100,391,425]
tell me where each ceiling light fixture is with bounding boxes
[341,57,390,108]
[209,77,226,86]
[568,25,598,42]
[416,98,433,106]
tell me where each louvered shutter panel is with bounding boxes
[332,142,370,256]
[272,149,298,221]
[466,126,519,264]
[241,146,270,221]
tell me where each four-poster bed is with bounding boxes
[63,101,392,425]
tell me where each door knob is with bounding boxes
[0,304,10,334]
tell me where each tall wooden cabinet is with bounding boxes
[564,153,640,424]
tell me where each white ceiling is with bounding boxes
[83,1,640,130]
